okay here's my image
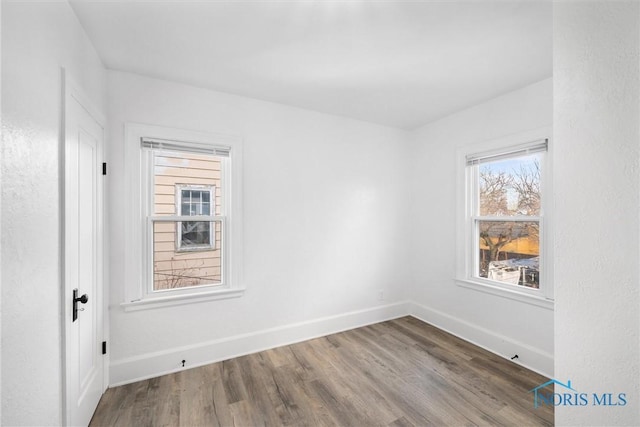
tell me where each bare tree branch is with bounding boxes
[478,159,541,276]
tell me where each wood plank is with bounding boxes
[178,367,215,426]
[153,222,175,233]
[89,317,553,427]
[155,175,219,186]
[208,364,234,426]
[155,165,221,180]
[154,277,221,290]
[155,154,222,170]
[154,265,221,278]
[152,231,175,243]
[153,249,221,262]
[155,184,177,195]
[154,204,176,215]
[154,240,221,252]
[154,257,221,271]
[154,194,176,205]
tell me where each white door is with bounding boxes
[63,75,105,426]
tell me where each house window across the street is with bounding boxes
[176,185,215,251]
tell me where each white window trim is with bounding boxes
[175,184,216,252]
[122,123,244,311]
[455,127,554,310]
[142,149,227,300]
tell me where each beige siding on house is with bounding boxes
[152,152,223,290]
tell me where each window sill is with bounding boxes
[455,278,554,310]
[176,245,216,253]
[121,287,245,312]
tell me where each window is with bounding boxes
[123,124,244,310]
[457,132,553,305]
[176,185,215,251]
[146,143,226,293]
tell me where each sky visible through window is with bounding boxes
[477,152,541,288]
[480,154,540,213]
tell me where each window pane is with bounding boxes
[181,221,211,246]
[479,153,541,216]
[477,220,540,289]
[153,151,221,216]
[201,202,210,215]
[191,190,203,203]
[153,220,222,290]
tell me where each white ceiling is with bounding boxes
[69,1,552,130]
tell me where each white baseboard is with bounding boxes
[110,301,411,386]
[409,302,553,378]
[110,300,553,386]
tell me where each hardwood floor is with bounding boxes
[90,317,553,426]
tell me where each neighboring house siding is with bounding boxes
[479,236,539,257]
[153,153,222,290]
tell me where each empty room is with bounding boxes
[2,0,639,426]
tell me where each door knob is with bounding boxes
[72,289,89,322]
[75,293,89,304]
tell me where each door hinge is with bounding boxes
[102,162,107,176]
[102,341,107,355]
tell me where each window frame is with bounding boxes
[175,184,216,252]
[122,124,244,311]
[456,128,554,308]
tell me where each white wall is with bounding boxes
[0,0,3,422]
[2,1,638,424]
[408,78,554,376]
[6,3,638,424]
[1,2,106,425]
[107,71,412,384]
[554,2,640,425]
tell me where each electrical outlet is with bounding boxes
[378,290,384,301]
